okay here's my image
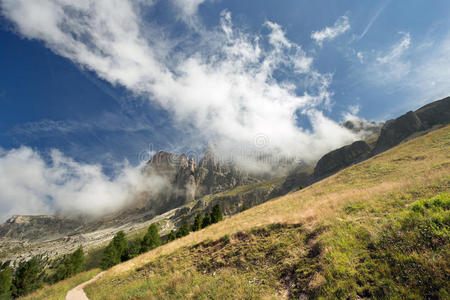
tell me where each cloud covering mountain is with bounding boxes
[1,0,447,222]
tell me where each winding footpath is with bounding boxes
[65,272,105,300]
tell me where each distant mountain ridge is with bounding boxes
[0,96,449,266]
[313,96,450,180]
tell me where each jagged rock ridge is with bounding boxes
[143,147,259,209]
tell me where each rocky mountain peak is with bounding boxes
[141,147,260,209]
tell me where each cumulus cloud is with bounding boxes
[0,146,167,222]
[0,0,368,218]
[311,15,350,46]
[2,0,360,161]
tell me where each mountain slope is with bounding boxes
[84,125,449,299]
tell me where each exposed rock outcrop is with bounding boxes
[372,96,450,155]
[415,96,450,129]
[372,111,423,155]
[145,151,197,206]
[312,96,450,182]
[0,215,85,242]
[313,141,371,180]
[143,148,259,210]
[278,171,311,194]
[194,147,257,197]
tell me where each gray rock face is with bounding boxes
[144,151,197,209]
[310,96,450,183]
[372,111,423,155]
[278,172,311,194]
[0,215,84,242]
[373,96,450,155]
[194,147,256,197]
[415,96,450,129]
[313,141,371,180]
[143,148,259,209]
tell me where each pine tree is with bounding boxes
[168,230,177,242]
[192,214,203,231]
[125,239,142,259]
[202,212,211,228]
[176,220,190,238]
[52,248,85,283]
[12,257,43,297]
[100,231,128,269]
[68,247,85,275]
[112,231,128,261]
[100,243,120,270]
[0,266,12,300]
[141,224,161,252]
[211,204,223,223]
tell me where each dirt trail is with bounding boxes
[65,272,105,300]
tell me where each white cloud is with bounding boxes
[0,1,368,218]
[406,35,450,105]
[354,31,449,114]
[376,32,411,64]
[171,0,207,17]
[360,32,412,86]
[0,146,167,222]
[311,15,350,46]
[2,1,359,162]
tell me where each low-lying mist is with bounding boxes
[0,147,169,223]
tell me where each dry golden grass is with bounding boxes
[18,269,101,300]
[103,125,450,280]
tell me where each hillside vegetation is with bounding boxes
[18,269,100,300]
[81,125,449,299]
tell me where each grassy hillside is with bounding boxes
[18,269,101,300]
[83,125,450,299]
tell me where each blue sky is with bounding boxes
[0,0,449,220]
